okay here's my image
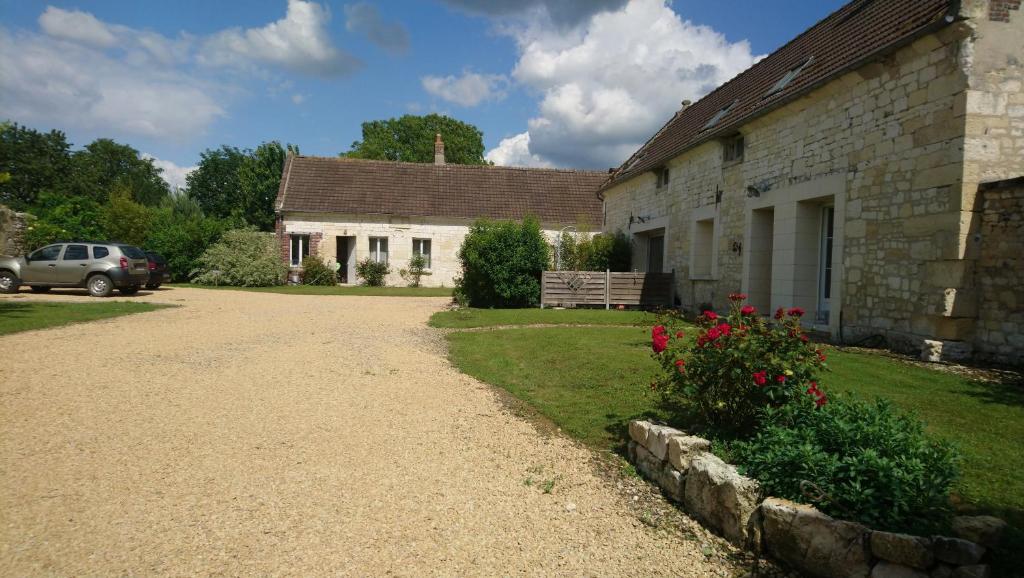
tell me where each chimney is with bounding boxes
[434,133,445,165]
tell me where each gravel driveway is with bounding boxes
[0,288,738,576]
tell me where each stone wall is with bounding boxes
[628,420,1004,578]
[0,205,29,257]
[973,178,1024,362]
[602,10,1024,358]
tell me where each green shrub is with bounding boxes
[730,396,960,534]
[22,192,104,250]
[300,255,336,286]
[356,258,390,286]
[652,295,828,434]
[456,217,550,307]
[190,229,286,286]
[553,231,632,271]
[145,202,235,281]
[399,252,427,287]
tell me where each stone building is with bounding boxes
[274,136,605,287]
[600,0,1023,362]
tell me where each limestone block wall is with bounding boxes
[280,212,590,287]
[974,178,1024,362]
[602,20,1023,353]
[627,420,1004,578]
[0,205,29,257]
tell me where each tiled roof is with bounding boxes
[603,0,956,190]
[275,156,607,226]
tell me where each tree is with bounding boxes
[237,141,298,231]
[0,121,73,210]
[342,114,487,165]
[185,145,248,222]
[101,188,152,246]
[70,138,170,206]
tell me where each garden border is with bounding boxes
[627,419,1005,578]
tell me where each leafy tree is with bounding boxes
[0,121,73,210]
[146,201,236,281]
[70,138,170,206]
[342,114,487,165]
[238,141,297,230]
[101,188,152,246]
[186,145,247,222]
[22,191,104,249]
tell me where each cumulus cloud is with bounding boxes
[144,154,196,190]
[201,0,361,76]
[421,71,509,107]
[482,0,760,168]
[344,3,410,55]
[0,27,223,142]
[485,132,553,168]
[38,6,117,47]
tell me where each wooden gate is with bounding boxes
[541,270,674,308]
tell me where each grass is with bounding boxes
[444,322,1024,564]
[171,283,453,297]
[429,307,655,328]
[0,300,168,336]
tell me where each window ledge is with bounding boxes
[722,158,744,169]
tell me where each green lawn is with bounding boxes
[0,301,168,336]
[172,283,453,297]
[429,307,654,328]
[445,323,1024,562]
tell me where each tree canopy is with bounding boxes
[342,114,488,165]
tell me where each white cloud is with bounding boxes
[482,0,760,168]
[38,6,117,48]
[144,154,196,190]
[0,27,223,142]
[421,71,509,107]
[485,132,553,168]
[344,3,410,55]
[200,0,360,77]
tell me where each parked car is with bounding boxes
[0,242,150,297]
[144,251,170,289]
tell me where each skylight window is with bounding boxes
[702,100,738,131]
[765,56,814,97]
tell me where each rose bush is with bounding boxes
[652,294,828,434]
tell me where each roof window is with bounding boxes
[765,56,814,97]
[702,100,738,131]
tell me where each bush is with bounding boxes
[553,231,632,272]
[730,396,960,534]
[652,295,827,434]
[399,252,427,287]
[145,203,234,281]
[356,258,390,286]
[300,255,336,285]
[456,217,550,307]
[190,229,286,286]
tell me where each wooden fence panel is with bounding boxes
[541,271,674,308]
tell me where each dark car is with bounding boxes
[145,251,171,289]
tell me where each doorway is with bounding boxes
[335,236,355,284]
[647,234,665,273]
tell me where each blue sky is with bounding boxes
[0,0,845,187]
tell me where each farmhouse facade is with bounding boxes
[274,138,605,287]
[600,0,1023,362]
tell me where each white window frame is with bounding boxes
[412,238,432,269]
[290,234,310,267]
[369,237,389,264]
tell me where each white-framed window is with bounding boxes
[655,167,670,189]
[722,134,745,163]
[412,238,432,269]
[290,234,310,267]
[369,237,389,264]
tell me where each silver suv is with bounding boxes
[0,242,151,297]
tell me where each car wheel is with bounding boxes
[0,270,20,294]
[145,283,161,289]
[29,286,51,293]
[87,274,114,297]
[119,286,140,295]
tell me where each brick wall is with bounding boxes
[974,178,1024,363]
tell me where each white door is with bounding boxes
[817,206,834,324]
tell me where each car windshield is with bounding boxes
[118,245,146,259]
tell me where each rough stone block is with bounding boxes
[657,462,685,502]
[760,497,872,578]
[645,424,684,461]
[628,420,652,446]
[683,453,760,547]
[919,339,974,362]
[667,435,711,472]
[871,531,934,569]
[871,561,928,578]
[951,515,1007,548]
[950,565,990,578]
[633,442,663,483]
[932,536,986,566]
[930,565,954,578]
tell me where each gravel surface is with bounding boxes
[0,287,741,576]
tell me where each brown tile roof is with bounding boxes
[603,0,957,190]
[276,156,607,227]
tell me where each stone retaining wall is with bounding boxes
[628,420,1004,578]
[0,205,29,257]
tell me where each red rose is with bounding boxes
[706,327,721,340]
[787,307,805,317]
[752,370,768,386]
[801,334,809,343]
[717,322,732,336]
[815,393,828,407]
[674,359,686,373]
[676,331,685,338]
[776,375,786,383]
[816,349,827,362]
[703,310,718,320]
[652,333,669,353]
[728,293,748,302]
[740,305,756,316]
[774,307,784,320]
[652,325,666,338]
